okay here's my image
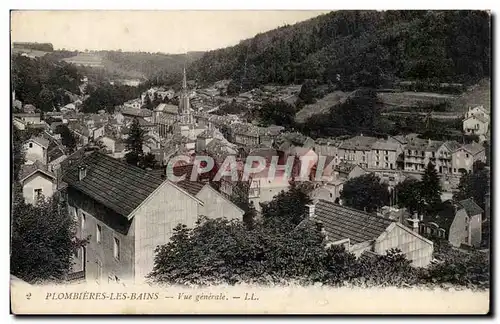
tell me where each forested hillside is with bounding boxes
[188,10,490,92]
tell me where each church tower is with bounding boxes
[178,67,193,125]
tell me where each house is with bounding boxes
[338,135,379,169]
[23,104,37,114]
[448,198,483,248]
[13,112,42,126]
[19,161,56,205]
[123,99,142,110]
[451,142,486,174]
[370,140,402,170]
[403,138,445,173]
[465,105,489,121]
[63,152,207,283]
[175,181,244,221]
[310,179,344,204]
[23,136,50,164]
[334,162,366,180]
[311,200,434,267]
[463,114,489,136]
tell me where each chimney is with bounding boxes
[410,211,420,233]
[78,165,87,181]
[305,204,315,218]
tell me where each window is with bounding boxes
[466,154,469,158]
[29,143,33,148]
[385,150,389,155]
[34,188,43,201]
[96,224,102,243]
[362,156,365,162]
[407,150,411,155]
[385,156,388,161]
[385,163,389,168]
[376,162,379,166]
[454,168,457,173]
[113,237,120,260]
[81,212,86,231]
[329,193,333,198]
[376,150,379,154]
[96,259,102,284]
[432,152,435,158]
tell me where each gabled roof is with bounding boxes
[371,140,400,151]
[156,103,179,114]
[339,136,379,151]
[63,152,165,217]
[457,198,483,217]
[462,142,485,156]
[314,199,395,245]
[176,180,207,196]
[465,113,488,124]
[19,161,55,182]
[334,162,362,175]
[444,140,462,152]
[27,136,50,148]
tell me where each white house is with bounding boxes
[463,114,489,136]
[23,137,50,165]
[19,161,57,205]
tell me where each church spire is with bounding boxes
[182,65,187,90]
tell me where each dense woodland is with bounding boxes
[188,11,490,92]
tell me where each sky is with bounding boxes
[11,11,330,54]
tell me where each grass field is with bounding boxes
[294,90,348,123]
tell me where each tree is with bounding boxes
[12,125,25,181]
[143,94,154,110]
[259,100,296,128]
[147,216,331,286]
[139,152,157,170]
[55,124,77,153]
[395,178,424,213]
[260,182,312,230]
[10,195,87,284]
[125,118,145,167]
[420,162,442,209]
[298,80,316,104]
[340,173,389,212]
[453,164,489,210]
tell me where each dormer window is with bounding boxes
[79,166,87,181]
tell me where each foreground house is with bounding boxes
[63,152,205,283]
[310,200,434,267]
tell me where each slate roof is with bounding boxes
[444,140,462,152]
[314,199,395,245]
[457,198,483,217]
[62,152,165,217]
[372,140,400,151]
[19,161,55,181]
[466,114,488,124]
[334,162,360,175]
[175,180,206,196]
[156,103,179,114]
[28,136,50,148]
[339,136,379,151]
[462,142,485,156]
[121,108,152,118]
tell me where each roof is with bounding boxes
[334,162,361,175]
[62,152,165,217]
[27,136,50,148]
[371,140,400,151]
[121,108,152,118]
[389,135,408,145]
[339,136,379,151]
[462,142,485,156]
[156,103,179,114]
[457,198,483,216]
[175,180,206,196]
[444,141,462,152]
[314,199,395,245]
[137,118,156,128]
[19,161,55,181]
[465,114,488,124]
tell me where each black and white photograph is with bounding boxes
[9,9,491,314]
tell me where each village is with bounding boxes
[11,61,491,285]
